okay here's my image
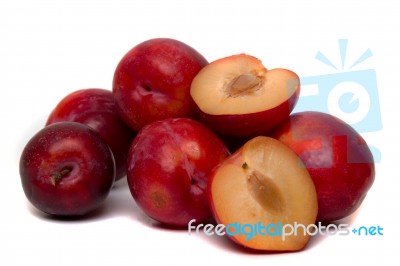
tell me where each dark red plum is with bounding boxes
[19,122,115,216]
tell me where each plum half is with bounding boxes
[190,54,300,137]
[208,136,318,251]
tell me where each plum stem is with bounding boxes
[50,167,72,186]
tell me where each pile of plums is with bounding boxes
[19,38,375,251]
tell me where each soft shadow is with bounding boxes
[144,222,191,232]
[330,205,362,226]
[27,201,107,223]
[190,219,297,255]
[303,207,362,251]
[193,211,365,254]
[302,231,328,251]
[100,178,189,231]
[99,177,138,219]
[26,177,137,223]
[196,229,303,255]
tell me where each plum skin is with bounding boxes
[194,87,299,137]
[112,38,208,131]
[46,88,135,181]
[271,111,375,222]
[19,122,116,216]
[127,118,230,227]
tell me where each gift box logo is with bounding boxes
[292,39,382,162]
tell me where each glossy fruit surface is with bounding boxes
[20,122,115,216]
[127,118,229,226]
[113,38,208,131]
[46,88,134,180]
[271,111,375,222]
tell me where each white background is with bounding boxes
[1,0,399,265]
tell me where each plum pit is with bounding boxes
[224,74,263,98]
